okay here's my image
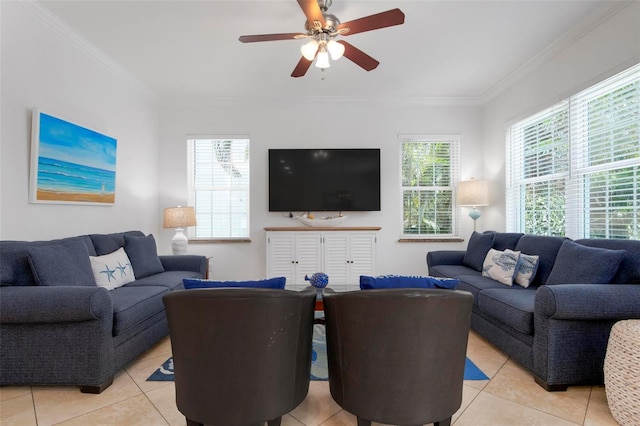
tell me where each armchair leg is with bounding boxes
[435,417,452,426]
[185,418,203,426]
[267,416,282,426]
[357,418,372,426]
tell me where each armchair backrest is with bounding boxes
[323,288,473,426]
[163,287,316,425]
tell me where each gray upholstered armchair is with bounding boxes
[323,288,473,426]
[163,287,316,426]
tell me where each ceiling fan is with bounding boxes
[239,0,405,78]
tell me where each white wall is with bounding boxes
[2,0,636,281]
[482,1,640,232]
[159,99,484,279]
[0,2,160,240]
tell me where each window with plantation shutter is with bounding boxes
[400,136,460,238]
[507,63,639,239]
[187,137,250,239]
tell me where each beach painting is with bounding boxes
[30,109,117,204]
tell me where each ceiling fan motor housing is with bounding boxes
[305,13,340,34]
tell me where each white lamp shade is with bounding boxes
[163,206,197,229]
[315,50,331,69]
[301,39,319,61]
[457,180,489,207]
[327,40,345,60]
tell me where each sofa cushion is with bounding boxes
[124,234,164,279]
[574,239,640,284]
[546,241,626,285]
[491,232,524,251]
[26,239,96,287]
[455,274,509,305]
[482,249,520,286]
[428,264,478,279]
[90,231,145,255]
[109,285,168,336]
[463,231,495,272]
[1,236,95,287]
[514,235,568,286]
[514,253,540,288]
[183,277,286,289]
[89,247,135,290]
[359,275,459,290]
[128,270,202,291]
[477,288,536,335]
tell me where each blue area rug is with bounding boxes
[148,324,488,382]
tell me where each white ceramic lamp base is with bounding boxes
[171,228,188,255]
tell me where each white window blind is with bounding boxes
[400,136,460,237]
[187,137,250,239]
[507,63,639,239]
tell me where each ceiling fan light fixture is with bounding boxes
[301,39,319,61]
[315,49,331,69]
[327,39,344,60]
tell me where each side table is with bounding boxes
[604,319,640,425]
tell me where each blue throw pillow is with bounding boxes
[183,277,286,289]
[463,231,496,272]
[27,239,96,286]
[545,240,626,285]
[359,275,459,290]
[124,234,165,279]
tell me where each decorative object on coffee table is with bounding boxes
[604,319,640,425]
[306,272,329,289]
[163,206,197,255]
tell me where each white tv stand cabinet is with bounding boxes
[265,227,380,292]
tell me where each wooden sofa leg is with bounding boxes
[80,377,114,394]
[534,375,568,392]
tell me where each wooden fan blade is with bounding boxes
[297,0,325,29]
[337,8,405,36]
[239,33,302,43]
[338,41,379,71]
[291,56,313,77]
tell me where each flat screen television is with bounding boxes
[269,148,381,212]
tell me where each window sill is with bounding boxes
[190,238,251,244]
[398,238,464,243]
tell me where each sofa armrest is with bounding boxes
[535,284,640,320]
[159,255,208,276]
[0,286,112,324]
[533,283,640,389]
[426,250,466,267]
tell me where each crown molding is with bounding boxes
[159,95,483,108]
[478,1,634,105]
[14,1,157,100]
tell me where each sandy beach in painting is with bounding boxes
[37,190,115,203]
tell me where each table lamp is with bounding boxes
[457,179,489,232]
[163,206,197,255]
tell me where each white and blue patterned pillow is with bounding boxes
[89,247,135,290]
[514,253,539,288]
[482,249,521,286]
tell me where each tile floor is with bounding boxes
[0,331,619,426]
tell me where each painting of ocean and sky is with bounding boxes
[30,110,117,204]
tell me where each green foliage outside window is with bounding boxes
[401,141,454,235]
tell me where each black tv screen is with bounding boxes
[269,149,381,212]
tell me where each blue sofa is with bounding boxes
[0,231,207,393]
[427,232,640,391]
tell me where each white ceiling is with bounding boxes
[38,0,624,102]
